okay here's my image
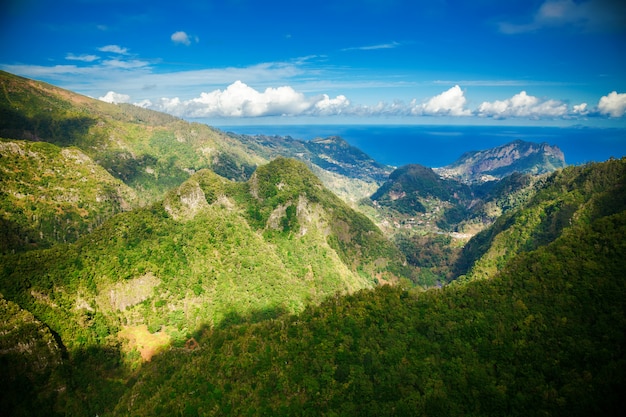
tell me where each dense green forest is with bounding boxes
[0,156,409,352]
[111,209,626,416]
[3,204,624,416]
[1,71,625,416]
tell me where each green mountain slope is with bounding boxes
[371,163,473,215]
[0,157,410,415]
[0,293,66,416]
[112,205,626,416]
[0,139,136,253]
[456,157,626,281]
[0,70,263,199]
[0,156,408,355]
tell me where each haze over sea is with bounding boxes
[215,124,626,168]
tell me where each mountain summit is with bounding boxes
[435,139,566,183]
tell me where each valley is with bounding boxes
[1,70,624,416]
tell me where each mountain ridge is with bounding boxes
[435,139,566,183]
[1,70,389,207]
[1,70,624,416]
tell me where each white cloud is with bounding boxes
[573,102,589,115]
[313,94,351,115]
[134,99,153,108]
[598,91,626,117]
[477,91,568,119]
[5,53,624,122]
[171,31,198,46]
[102,59,150,69]
[136,82,614,121]
[537,0,586,24]
[98,45,129,54]
[98,91,131,104]
[146,81,349,118]
[65,53,100,62]
[412,85,471,116]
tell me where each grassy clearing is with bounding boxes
[118,325,170,362]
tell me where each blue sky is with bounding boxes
[1,0,625,126]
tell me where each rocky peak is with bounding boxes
[435,140,566,183]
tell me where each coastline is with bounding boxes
[211,124,626,168]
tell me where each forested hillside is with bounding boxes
[456,157,626,281]
[0,139,136,252]
[0,156,411,415]
[1,71,624,416]
[0,156,408,343]
[112,208,626,416]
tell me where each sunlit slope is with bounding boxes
[0,139,136,253]
[0,158,409,354]
[456,157,626,281]
[0,70,264,200]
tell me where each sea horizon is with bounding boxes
[211,124,626,168]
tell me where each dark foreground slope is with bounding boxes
[112,208,626,416]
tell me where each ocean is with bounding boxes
[214,124,626,168]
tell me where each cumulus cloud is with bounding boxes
[598,91,626,117]
[86,78,625,121]
[98,45,129,54]
[99,91,131,104]
[171,31,198,46]
[412,85,471,116]
[477,91,568,119]
[145,81,349,118]
[572,102,589,115]
[312,94,351,115]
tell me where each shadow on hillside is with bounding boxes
[215,305,291,331]
[1,342,129,417]
[0,107,96,147]
[1,305,293,416]
[0,217,52,255]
